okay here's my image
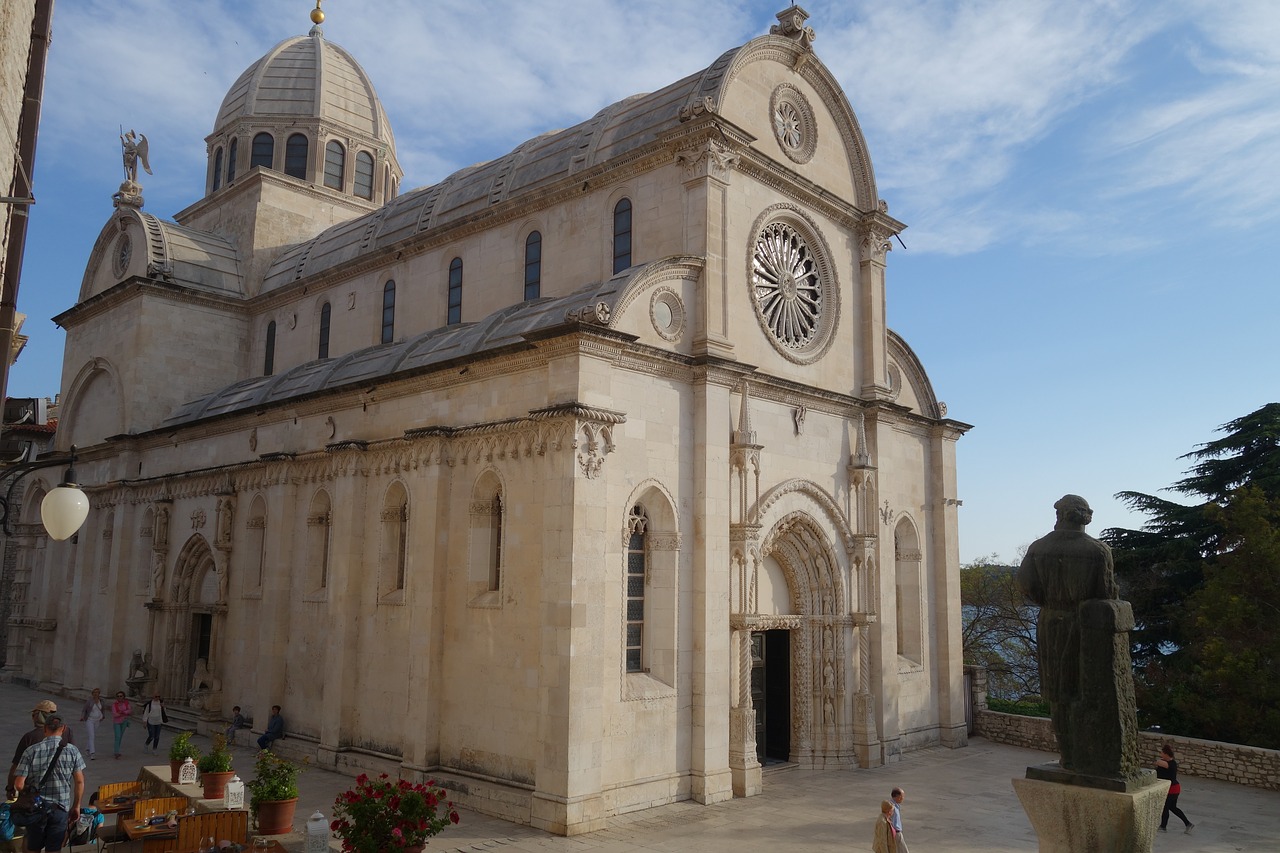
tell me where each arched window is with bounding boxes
[318,302,331,358]
[247,496,267,592]
[468,472,504,603]
[212,148,223,192]
[523,231,541,301]
[98,510,115,592]
[380,483,409,596]
[307,491,332,592]
[625,505,648,673]
[381,281,395,344]
[613,197,632,274]
[354,151,374,199]
[284,133,308,179]
[263,321,276,376]
[383,165,391,202]
[324,140,345,190]
[894,519,923,665]
[250,132,273,170]
[447,258,463,325]
[226,137,238,183]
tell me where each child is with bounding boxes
[225,706,246,745]
[872,799,897,853]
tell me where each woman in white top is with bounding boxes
[79,688,104,759]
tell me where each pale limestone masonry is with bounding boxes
[0,1,38,300]
[5,6,973,836]
[976,710,1280,792]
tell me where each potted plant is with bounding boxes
[168,731,201,783]
[331,773,459,852]
[197,733,235,799]
[246,750,302,835]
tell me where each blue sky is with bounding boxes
[10,1,1279,563]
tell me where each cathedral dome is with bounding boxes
[203,28,401,205]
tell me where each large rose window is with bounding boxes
[752,222,822,349]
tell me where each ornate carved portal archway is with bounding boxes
[155,535,224,707]
[732,510,857,774]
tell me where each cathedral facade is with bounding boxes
[6,6,969,834]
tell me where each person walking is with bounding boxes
[1156,744,1194,834]
[79,688,104,760]
[141,693,168,754]
[110,691,132,759]
[14,713,86,852]
[872,800,898,853]
[890,787,910,853]
[7,700,74,799]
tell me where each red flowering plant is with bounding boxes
[331,773,459,852]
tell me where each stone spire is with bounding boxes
[851,411,871,469]
[732,381,757,446]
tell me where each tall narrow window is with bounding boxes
[447,258,463,325]
[324,141,345,190]
[318,302,331,358]
[380,484,409,596]
[354,151,374,199]
[383,166,392,202]
[263,321,276,376]
[489,494,503,592]
[212,148,223,191]
[285,133,308,179]
[227,138,238,183]
[381,281,396,344]
[307,491,332,592]
[625,505,648,673]
[250,132,273,170]
[247,496,267,591]
[523,231,541,301]
[613,198,632,274]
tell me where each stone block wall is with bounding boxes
[973,710,1280,792]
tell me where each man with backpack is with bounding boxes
[14,714,85,852]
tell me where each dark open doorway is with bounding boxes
[750,629,791,764]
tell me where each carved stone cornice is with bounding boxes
[675,138,741,184]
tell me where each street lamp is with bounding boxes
[0,445,90,540]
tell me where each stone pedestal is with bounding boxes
[1013,774,1169,853]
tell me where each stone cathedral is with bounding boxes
[6,5,969,834]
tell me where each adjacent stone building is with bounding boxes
[5,6,970,834]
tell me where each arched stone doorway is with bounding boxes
[157,535,223,708]
[752,511,851,768]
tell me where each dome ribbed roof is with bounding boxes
[213,31,395,149]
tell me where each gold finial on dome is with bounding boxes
[310,1,324,25]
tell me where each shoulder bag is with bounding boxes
[10,740,68,827]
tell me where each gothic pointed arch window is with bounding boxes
[894,518,923,665]
[263,321,276,376]
[381,281,395,344]
[625,505,648,673]
[324,140,345,190]
[227,137,239,183]
[97,510,115,592]
[212,148,223,192]
[613,197,632,274]
[307,490,332,594]
[468,472,504,606]
[380,482,409,599]
[250,132,273,170]
[447,258,463,325]
[318,302,331,358]
[523,231,541,301]
[285,133,308,179]
[354,151,375,199]
[246,495,267,594]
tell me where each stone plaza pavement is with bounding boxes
[2,679,1276,851]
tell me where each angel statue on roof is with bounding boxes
[120,129,152,184]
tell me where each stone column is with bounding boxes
[855,214,901,400]
[929,422,968,747]
[677,134,741,360]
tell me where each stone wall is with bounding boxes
[974,710,1280,792]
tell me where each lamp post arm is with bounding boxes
[0,446,78,535]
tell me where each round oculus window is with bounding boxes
[748,208,839,364]
[113,234,132,278]
[770,84,817,164]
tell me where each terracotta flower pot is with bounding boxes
[254,797,298,835]
[201,770,235,799]
[169,760,181,783]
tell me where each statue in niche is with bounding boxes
[153,504,169,548]
[150,552,165,598]
[1016,495,1142,784]
[188,658,222,712]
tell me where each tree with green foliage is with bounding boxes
[960,554,1039,702]
[1104,402,1280,749]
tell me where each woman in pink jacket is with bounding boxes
[110,690,132,758]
